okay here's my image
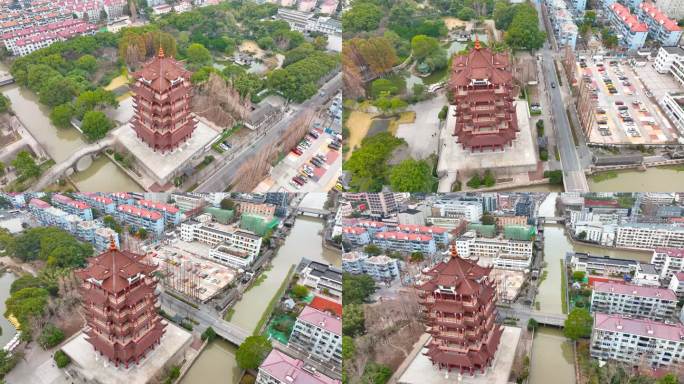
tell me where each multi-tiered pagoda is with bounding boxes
[130,47,197,153]
[448,37,518,152]
[416,244,503,375]
[76,238,166,368]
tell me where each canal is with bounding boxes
[530,193,651,384]
[181,193,338,384]
[0,271,18,348]
[0,62,141,191]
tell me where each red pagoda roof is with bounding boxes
[131,47,192,93]
[417,245,493,294]
[76,239,156,294]
[450,43,512,87]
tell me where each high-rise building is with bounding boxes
[416,245,503,375]
[130,47,197,152]
[448,38,518,152]
[76,240,166,368]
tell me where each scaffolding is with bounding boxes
[467,223,496,238]
[503,225,536,241]
[162,256,202,302]
[240,214,279,236]
[204,207,235,224]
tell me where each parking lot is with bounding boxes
[577,57,680,145]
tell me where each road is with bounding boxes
[159,290,251,345]
[536,1,590,192]
[195,73,343,192]
[498,304,567,327]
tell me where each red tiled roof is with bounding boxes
[584,199,620,208]
[593,282,676,301]
[309,296,342,317]
[375,231,433,242]
[137,199,179,214]
[29,198,50,209]
[297,306,341,335]
[654,247,684,258]
[398,224,447,234]
[595,313,684,341]
[117,204,162,220]
[610,3,648,33]
[342,227,366,235]
[259,350,340,384]
[639,2,681,32]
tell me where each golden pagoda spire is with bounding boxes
[109,235,118,251]
[474,34,481,50]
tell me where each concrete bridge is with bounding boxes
[498,306,568,327]
[541,216,565,224]
[33,136,115,190]
[0,72,14,87]
[296,206,331,218]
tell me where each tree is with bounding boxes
[389,159,433,192]
[482,169,496,187]
[0,94,10,114]
[504,3,546,50]
[75,54,97,72]
[343,273,376,305]
[342,304,365,337]
[10,275,44,294]
[236,335,272,370]
[467,173,482,189]
[137,227,148,239]
[563,308,593,340]
[481,213,496,225]
[656,374,678,384]
[573,271,586,282]
[12,151,40,179]
[411,35,440,61]
[410,251,424,262]
[438,105,448,120]
[578,231,587,240]
[50,103,75,129]
[457,7,476,21]
[54,350,71,368]
[364,244,382,256]
[312,35,328,50]
[186,43,212,69]
[39,76,77,108]
[343,132,405,192]
[220,198,235,210]
[361,362,392,384]
[38,324,65,349]
[342,336,355,360]
[527,318,539,331]
[233,72,263,98]
[371,78,400,98]
[4,287,49,329]
[342,2,382,32]
[73,88,118,119]
[201,326,217,342]
[291,284,309,300]
[81,111,113,142]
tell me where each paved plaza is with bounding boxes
[398,326,521,384]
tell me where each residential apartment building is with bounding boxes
[637,2,683,46]
[236,202,276,220]
[171,193,207,213]
[180,215,262,258]
[136,199,181,226]
[567,252,639,274]
[433,199,483,222]
[591,313,684,368]
[365,192,399,216]
[256,350,340,384]
[342,251,400,281]
[397,207,428,226]
[615,223,684,250]
[299,261,343,298]
[208,242,256,269]
[115,205,165,237]
[634,263,661,287]
[590,282,677,320]
[496,215,528,230]
[651,0,684,19]
[75,193,116,214]
[396,224,449,244]
[668,272,684,298]
[544,0,578,49]
[574,222,617,246]
[341,227,370,246]
[1,19,97,56]
[373,232,437,254]
[289,306,342,367]
[607,3,648,51]
[52,194,93,221]
[651,247,684,281]
[660,92,684,136]
[110,192,135,206]
[456,232,534,270]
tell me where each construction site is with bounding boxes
[151,242,238,303]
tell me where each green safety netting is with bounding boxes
[503,225,536,241]
[266,314,296,345]
[203,207,234,224]
[467,223,496,238]
[240,214,279,236]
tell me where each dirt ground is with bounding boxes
[345,110,376,159]
[348,292,423,382]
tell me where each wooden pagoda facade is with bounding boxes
[76,238,166,368]
[416,244,503,375]
[130,47,197,153]
[448,38,519,152]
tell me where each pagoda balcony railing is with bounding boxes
[463,300,477,308]
[435,317,460,325]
